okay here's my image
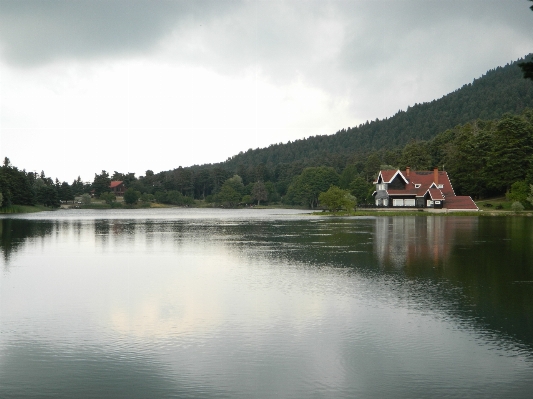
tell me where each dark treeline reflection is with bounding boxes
[1,215,532,350]
[0,218,54,263]
[372,217,533,348]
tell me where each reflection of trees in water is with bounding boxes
[0,219,55,267]
[444,217,533,348]
[373,216,533,349]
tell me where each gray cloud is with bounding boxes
[1,0,532,120]
[0,0,241,65]
[156,0,533,118]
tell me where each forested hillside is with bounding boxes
[220,55,533,169]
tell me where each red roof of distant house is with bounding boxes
[110,181,123,188]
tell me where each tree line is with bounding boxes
[3,109,532,210]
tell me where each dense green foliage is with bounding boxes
[100,192,116,205]
[284,167,339,208]
[251,181,268,205]
[93,171,111,197]
[0,158,36,207]
[154,190,194,206]
[318,186,356,212]
[123,188,141,205]
[431,111,533,201]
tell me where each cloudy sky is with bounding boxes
[1,0,532,182]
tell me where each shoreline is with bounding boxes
[2,204,532,217]
[311,209,533,217]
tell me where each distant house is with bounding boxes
[373,167,478,211]
[110,181,126,196]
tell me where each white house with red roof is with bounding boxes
[373,167,478,211]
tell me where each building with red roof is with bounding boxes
[373,167,478,211]
[110,181,126,196]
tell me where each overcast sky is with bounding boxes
[1,0,532,182]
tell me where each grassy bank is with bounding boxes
[0,205,52,214]
[475,197,512,211]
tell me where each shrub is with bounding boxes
[140,193,155,203]
[81,193,91,205]
[124,188,141,205]
[100,192,116,204]
[241,195,253,205]
[511,201,524,212]
[318,186,356,212]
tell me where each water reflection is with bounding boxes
[1,212,533,398]
[372,216,533,348]
[0,340,230,399]
[373,216,478,270]
[0,219,54,265]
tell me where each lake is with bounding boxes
[1,208,532,398]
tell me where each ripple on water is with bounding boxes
[1,212,533,398]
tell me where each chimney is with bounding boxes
[406,167,410,177]
[434,167,439,185]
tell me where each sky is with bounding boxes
[1,0,533,183]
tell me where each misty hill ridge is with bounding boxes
[213,55,533,169]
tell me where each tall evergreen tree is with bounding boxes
[93,170,111,197]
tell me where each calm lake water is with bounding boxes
[0,209,532,398]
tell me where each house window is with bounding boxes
[427,200,434,207]
[414,184,421,188]
[393,199,404,207]
[383,199,389,206]
[376,198,382,206]
[437,184,443,188]
[404,199,415,207]
[376,183,387,191]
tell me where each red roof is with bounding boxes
[428,188,444,201]
[376,170,398,183]
[110,181,124,188]
[445,196,479,210]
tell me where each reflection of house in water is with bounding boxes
[374,217,477,269]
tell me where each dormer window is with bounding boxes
[376,183,387,191]
[414,184,421,188]
[437,184,443,189]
